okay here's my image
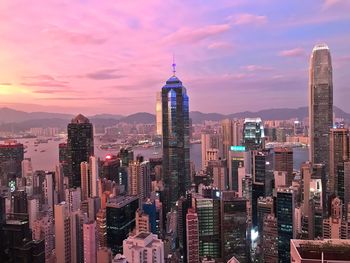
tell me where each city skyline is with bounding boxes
[0,0,350,115]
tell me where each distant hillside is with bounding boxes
[120,112,155,124]
[89,113,124,120]
[0,106,349,132]
[0,107,73,123]
[189,111,225,123]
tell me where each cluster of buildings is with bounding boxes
[0,43,349,263]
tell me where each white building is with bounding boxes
[83,221,97,263]
[123,232,164,263]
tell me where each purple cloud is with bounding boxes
[85,69,124,80]
[229,13,268,26]
[278,48,306,57]
[43,27,107,45]
[240,65,273,72]
[21,75,69,88]
[207,42,233,50]
[163,24,230,44]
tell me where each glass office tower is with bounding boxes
[161,71,190,212]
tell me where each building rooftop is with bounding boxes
[107,195,138,208]
[71,114,90,124]
[291,239,350,261]
[313,43,329,51]
[135,232,151,240]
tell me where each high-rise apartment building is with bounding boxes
[96,209,107,248]
[54,202,71,263]
[83,221,97,263]
[135,208,150,234]
[329,128,349,195]
[309,44,333,172]
[123,232,164,263]
[186,208,199,263]
[274,147,293,186]
[128,160,151,201]
[161,69,190,212]
[67,114,94,188]
[221,119,242,161]
[201,132,220,170]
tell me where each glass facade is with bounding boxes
[0,142,24,184]
[106,197,139,254]
[221,196,249,262]
[67,115,94,188]
[277,189,294,263]
[161,76,190,212]
[196,197,221,260]
[309,44,333,175]
[243,118,264,151]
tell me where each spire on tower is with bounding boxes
[172,54,176,76]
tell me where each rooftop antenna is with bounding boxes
[172,54,176,76]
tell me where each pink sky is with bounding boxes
[0,0,350,115]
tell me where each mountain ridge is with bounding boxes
[0,106,349,129]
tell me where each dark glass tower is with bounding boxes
[106,196,139,254]
[0,141,24,184]
[161,68,190,212]
[277,187,295,263]
[67,114,94,188]
[309,44,333,172]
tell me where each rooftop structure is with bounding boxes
[291,239,350,262]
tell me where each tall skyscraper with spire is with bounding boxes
[309,44,333,172]
[161,62,190,212]
[67,114,94,188]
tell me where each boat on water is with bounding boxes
[40,150,46,153]
[99,144,120,150]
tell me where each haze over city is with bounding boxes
[0,0,350,115]
[1,1,350,263]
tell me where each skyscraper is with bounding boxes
[274,147,293,186]
[128,160,151,201]
[83,221,97,263]
[329,128,349,195]
[221,119,242,160]
[161,65,190,212]
[194,191,222,260]
[201,131,220,170]
[106,195,139,254]
[54,202,71,263]
[309,44,333,170]
[0,140,24,184]
[220,191,249,262]
[186,208,200,263]
[243,118,264,151]
[276,187,295,263]
[67,114,94,188]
